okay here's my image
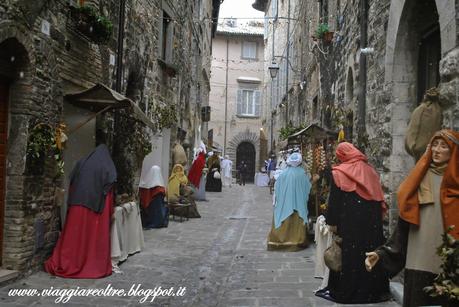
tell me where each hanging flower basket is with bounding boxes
[314,23,334,44]
[323,31,334,43]
[70,6,113,44]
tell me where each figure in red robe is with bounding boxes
[188,142,206,188]
[45,144,117,278]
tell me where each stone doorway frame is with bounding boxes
[384,0,456,214]
[0,23,35,269]
[227,129,260,179]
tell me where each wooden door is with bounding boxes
[0,80,8,264]
[417,26,441,103]
[236,142,256,183]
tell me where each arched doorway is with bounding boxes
[236,142,256,183]
[0,37,30,264]
[386,0,441,190]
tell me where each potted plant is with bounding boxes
[70,5,113,44]
[315,23,334,43]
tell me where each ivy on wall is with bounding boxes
[113,113,151,195]
[26,123,65,177]
[151,101,177,131]
[279,123,307,140]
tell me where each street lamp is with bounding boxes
[268,61,279,79]
[268,61,278,154]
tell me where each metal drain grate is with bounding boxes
[227,216,249,220]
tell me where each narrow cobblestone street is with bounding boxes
[0,185,400,307]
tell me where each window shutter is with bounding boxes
[264,17,268,39]
[254,90,261,116]
[272,0,278,18]
[237,89,242,115]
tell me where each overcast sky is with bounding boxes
[218,0,265,20]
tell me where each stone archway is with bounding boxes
[384,0,448,194]
[0,31,34,267]
[227,129,260,180]
[0,21,62,271]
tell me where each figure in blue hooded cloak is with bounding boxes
[267,152,312,251]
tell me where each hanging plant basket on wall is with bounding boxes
[157,59,179,78]
[70,6,113,44]
[314,23,334,44]
[323,31,334,43]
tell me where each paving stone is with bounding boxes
[259,297,312,307]
[0,185,399,306]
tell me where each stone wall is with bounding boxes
[258,0,458,231]
[0,0,215,274]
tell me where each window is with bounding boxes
[417,26,440,104]
[271,0,278,19]
[242,42,257,59]
[264,17,269,40]
[237,89,261,117]
[319,0,329,23]
[312,96,319,120]
[160,3,174,62]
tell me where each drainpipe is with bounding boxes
[271,7,276,153]
[357,0,368,144]
[285,0,291,125]
[270,81,274,153]
[223,38,229,156]
[112,0,126,154]
[115,0,126,92]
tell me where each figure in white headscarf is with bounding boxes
[267,152,312,251]
[139,165,168,229]
[220,155,233,187]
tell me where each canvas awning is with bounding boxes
[287,123,337,142]
[65,83,154,130]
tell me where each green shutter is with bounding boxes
[237,89,242,115]
[254,90,261,116]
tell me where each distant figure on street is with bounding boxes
[267,154,277,176]
[267,152,311,251]
[238,161,248,186]
[221,155,233,187]
[206,152,222,192]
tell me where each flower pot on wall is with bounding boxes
[323,31,334,43]
[70,6,112,44]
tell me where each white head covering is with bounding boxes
[207,151,214,157]
[199,141,207,154]
[224,155,229,159]
[139,165,165,189]
[287,152,302,167]
[193,141,208,162]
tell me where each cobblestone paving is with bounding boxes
[0,185,400,307]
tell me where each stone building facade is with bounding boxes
[0,0,219,277]
[208,20,265,181]
[254,0,458,226]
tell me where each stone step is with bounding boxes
[390,281,403,305]
[0,269,19,284]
